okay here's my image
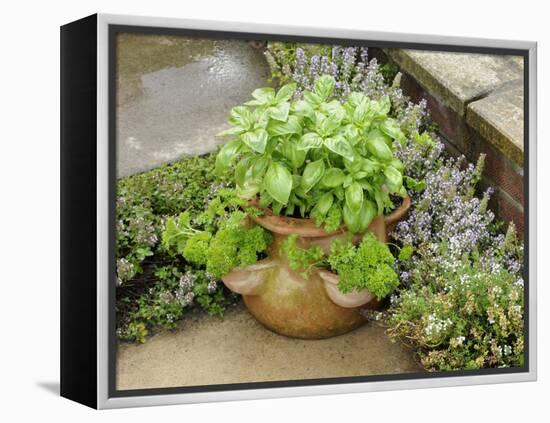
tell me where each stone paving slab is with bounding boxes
[117,303,422,390]
[466,81,524,166]
[386,49,523,116]
[116,34,271,178]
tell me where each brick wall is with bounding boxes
[382,49,525,236]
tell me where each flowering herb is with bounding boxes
[380,150,525,370]
[116,153,224,285]
[117,266,237,343]
[386,242,524,371]
[216,75,410,233]
[115,152,238,343]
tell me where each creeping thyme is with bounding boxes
[116,152,239,343]
[384,148,524,370]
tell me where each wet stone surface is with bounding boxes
[117,303,422,389]
[386,49,523,116]
[116,33,271,178]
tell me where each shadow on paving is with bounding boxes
[117,303,422,390]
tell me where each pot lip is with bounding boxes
[318,268,374,296]
[224,257,277,275]
[248,195,411,237]
[317,268,340,285]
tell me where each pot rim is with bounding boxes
[248,195,411,237]
[318,268,376,308]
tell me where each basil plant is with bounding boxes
[215,75,408,234]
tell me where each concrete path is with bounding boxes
[117,303,422,390]
[116,33,271,177]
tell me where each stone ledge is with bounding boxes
[466,82,524,166]
[384,48,524,167]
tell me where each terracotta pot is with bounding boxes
[317,268,381,309]
[221,196,411,339]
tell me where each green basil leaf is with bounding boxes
[285,202,295,216]
[321,168,346,188]
[346,92,368,108]
[384,166,403,192]
[297,132,323,151]
[311,192,334,220]
[235,156,253,187]
[344,157,362,173]
[316,192,334,215]
[215,139,241,176]
[345,182,363,214]
[281,140,306,169]
[366,129,393,161]
[343,174,353,188]
[301,159,325,193]
[343,204,362,233]
[362,158,377,174]
[314,75,335,100]
[353,102,368,125]
[373,95,391,115]
[251,156,270,179]
[275,83,296,102]
[292,100,315,120]
[318,114,342,137]
[228,106,252,129]
[320,100,346,122]
[324,135,354,161]
[334,186,345,200]
[341,124,360,146]
[216,126,247,137]
[272,201,284,215]
[359,200,377,230]
[259,191,273,208]
[264,162,292,205]
[242,128,268,153]
[248,87,275,105]
[374,190,389,215]
[380,118,405,141]
[303,91,322,107]
[268,115,302,136]
[251,108,270,129]
[269,102,290,122]
[237,178,261,199]
[390,158,404,172]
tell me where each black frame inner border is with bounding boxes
[108,23,530,399]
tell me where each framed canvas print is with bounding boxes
[60,13,537,409]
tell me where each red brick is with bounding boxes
[494,189,525,237]
[400,72,475,157]
[477,137,524,205]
